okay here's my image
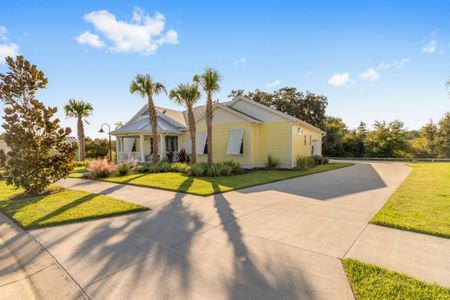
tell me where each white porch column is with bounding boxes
[115,137,119,162]
[140,134,145,162]
[159,134,166,160]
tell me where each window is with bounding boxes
[310,135,312,145]
[131,140,136,152]
[165,136,178,152]
[196,132,208,155]
[304,135,306,146]
[149,137,154,154]
[203,137,208,154]
[226,128,244,155]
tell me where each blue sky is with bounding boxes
[0,0,449,138]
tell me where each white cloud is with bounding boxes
[0,26,6,41]
[234,57,247,65]
[266,79,280,87]
[422,34,443,54]
[394,57,409,67]
[0,44,20,63]
[0,26,19,64]
[76,31,105,48]
[79,7,178,55]
[360,68,380,81]
[328,73,350,86]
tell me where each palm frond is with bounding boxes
[64,99,93,118]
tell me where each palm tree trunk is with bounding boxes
[148,95,159,162]
[77,117,85,161]
[206,92,213,165]
[188,108,196,163]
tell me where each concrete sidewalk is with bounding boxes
[0,213,86,300]
[346,224,450,288]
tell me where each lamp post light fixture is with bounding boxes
[99,123,113,162]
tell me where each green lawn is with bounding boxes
[343,259,450,300]
[0,180,148,229]
[101,163,352,196]
[371,163,450,238]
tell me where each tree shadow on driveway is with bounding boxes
[31,176,316,299]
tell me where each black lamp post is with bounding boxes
[99,123,112,162]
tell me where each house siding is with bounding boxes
[255,121,292,168]
[195,122,253,167]
[291,124,323,166]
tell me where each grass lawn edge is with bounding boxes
[370,162,450,239]
[0,183,150,230]
[22,206,149,230]
[342,258,450,299]
[369,220,450,239]
[95,163,354,196]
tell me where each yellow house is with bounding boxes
[111,96,325,168]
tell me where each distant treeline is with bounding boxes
[229,87,450,159]
[323,114,450,158]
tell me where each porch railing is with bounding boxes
[117,152,142,162]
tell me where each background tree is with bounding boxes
[343,122,367,157]
[232,87,328,130]
[194,68,222,164]
[64,99,93,161]
[0,56,76,194]
[85,137,109,159]
[365,120,408,157]
[438,112,450,157]
[323,117,348,156]
[130,74,166,162]
[169,83,201,162]
[410,120,439,157]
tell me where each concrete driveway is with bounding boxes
[30,163,411,299]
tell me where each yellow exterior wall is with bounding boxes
[254,121,292,167]
[195,122,253,166]
[291,124,323,165]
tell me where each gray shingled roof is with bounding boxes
[111,114,186,135]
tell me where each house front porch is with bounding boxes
[115,134,182,163]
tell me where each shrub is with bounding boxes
[217,163,233,176]
[322,157,329,164]
[190,163,207,176]
[148,163,161,173]
[295,156,315,171]
[266,154,279,169]
[178,148,187,163]
[171,162,191,173]
[74,160,86,167]
[224,160,242,174]
[158,160,172,172]
[312,155,324,165]
[166,150,174,162]
[136,162,151,173]
[117,163,130,176]
[205,164,220,177]
[88,158,117,178]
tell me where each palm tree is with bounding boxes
[64,99,94,161]
[169,83,201,163]
[193,68,222,164]
[130,74,167,162]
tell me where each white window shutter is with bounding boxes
[196,131,207,154]
[184,134,192,154]
[227,128,244,155]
